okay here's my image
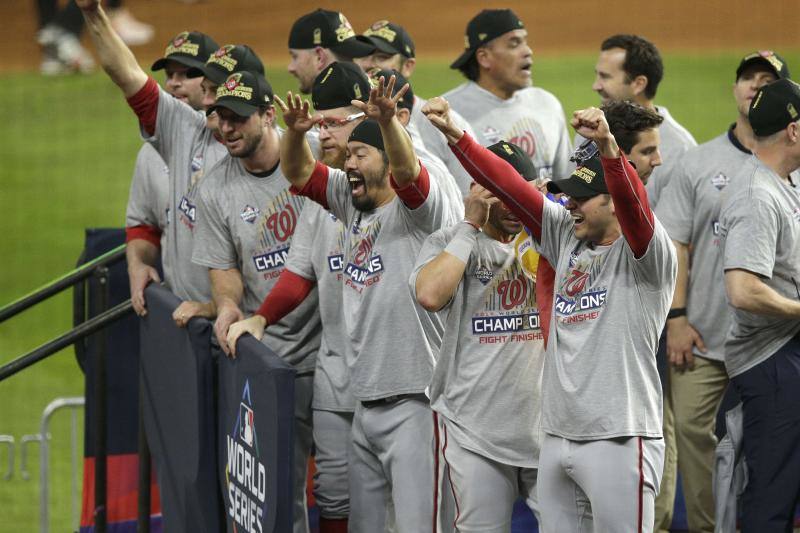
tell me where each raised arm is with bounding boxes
[422,97,545,240]
[275,93,321,190]
[352,75,420,187]
[572,107,654,258]
[76,0,147,97]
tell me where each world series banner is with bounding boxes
[140,284,224,533]
[216,335,295,533]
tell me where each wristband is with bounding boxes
[462,219,481,231]
[667,308,687,320]
[444,223,479,263]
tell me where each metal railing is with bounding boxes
[0,243,133,533]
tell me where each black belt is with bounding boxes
[360,394,416,408]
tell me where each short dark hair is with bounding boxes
[601,100,664,153]
[601,34,663,100]
[457,55,481,81]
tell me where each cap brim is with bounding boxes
[450,49,475,70]
[186,64,228,85]
[364,36,399,56]
[151,54,207,72]
[546,177,600,198]
[330,36,376,58]
[207,99,258,118]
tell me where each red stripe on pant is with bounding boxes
[638,437,644,533]
[432,411,439,533]
[441,421,461,532]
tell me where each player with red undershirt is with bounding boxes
[423,97,677,532]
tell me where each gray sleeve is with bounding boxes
[125,144,166,228]
[537,200,573,266]
[399,164,448,233]
[285,204,318,281]
[324,166,352,223]
[654,158,694,244]
[191,175,238,270]
[722,193,778,279]
[147,86,207,160]
[625,221,678,288]
[409,227,455,307]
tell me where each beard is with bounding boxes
[228,129,263,159]
[321,146,346,170]
[348,165,388,212]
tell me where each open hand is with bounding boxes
[351,75,409,125]
[421,97,463,145]
[226,315,267,358]
[274,92,321,134]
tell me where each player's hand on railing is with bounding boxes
[172,300,214,328]
[274,92,321,134]
[226,315,268,358]
[351,75,408,126]
[214,304,244,356]
[464,184,498,229]
[422,97,463,145]
[128,263,160,316]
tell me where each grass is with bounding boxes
[1,49,799,531]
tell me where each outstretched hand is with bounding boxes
[351,75,408,125]
[421,97,463,145]
[274,92,321,134]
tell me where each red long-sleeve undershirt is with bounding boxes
[450,133,654,258]
[126,77,159,137]
[291,160,432,210]
[255,269,315,326]
[125,224,161,248]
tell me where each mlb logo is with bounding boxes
[239,403,255,447]
[711,173,729,190]
[240,205,259,224]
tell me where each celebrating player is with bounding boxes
[424,97,677,532]
[412,142,545,530]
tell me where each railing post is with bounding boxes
[137,374,151,533]
[93,267,109,533]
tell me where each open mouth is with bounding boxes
[348,173,365,197]
[571,213,585,227]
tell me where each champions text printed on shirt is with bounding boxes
[192,154,320,372]
[537,200,676,440]
[285,202,355,411]
[411,225,545,467]
[297,162,454,400]
[719,157,800,377]
[145,86,228,302]
[443,81,572,181]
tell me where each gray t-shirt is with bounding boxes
[719,157,800,377]
[410,95,476,197]
[655,128,751,362]
[444,81,572,181]
[305,163,454,400]
[192,154,319,372]
[146,87,228,302]
[537,201,676,440]
[285,202,355,411]
[125,142,172,284]
[645,106,697,209]
[411,225,545,467]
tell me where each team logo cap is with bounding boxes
[151,30,219,72]
[289,9,375,59]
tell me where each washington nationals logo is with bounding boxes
[509,130,537,158]
[225,73,241,91]
[497,273,529,310]
[265,203,298,242]
[353,235,375,266]
[215,44,235,58]
[563,269,590,297]
[172,32,188,48]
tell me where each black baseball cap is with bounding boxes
[362,20,415,58]
[547,155,608,197]
[312,62,373,111]
[736,50,791,81]
[487,141,537,182]
[749,79,800,137]
[207,71,274,118]
[288,9,375,58]
[348,119,384,151]
[187,44,264,85]
[368,68,414,111]
[451,9,524,69]
[151,31,219,71]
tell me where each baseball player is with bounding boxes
[287,9,374,95]
[411,141,545,531]
[590,34,696,208]
[655,51,791,532]
[356,20,476,197]
[274,75,456,532]
[718,78,800,532]
[445,9,572,183]
[423,98,677,532]
[190,70,321,533]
